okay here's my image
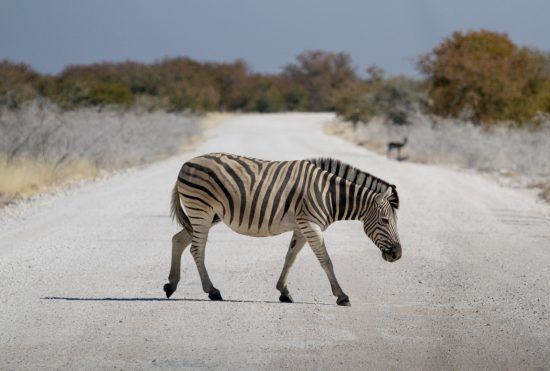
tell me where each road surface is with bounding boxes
[1,113,549,370]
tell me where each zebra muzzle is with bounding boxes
[381,244,402,262]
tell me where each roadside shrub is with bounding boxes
[86,83,135,107]
[0,101,201,197]
[334,68,425,126]
[418,30,549,124]
[0,61,41,109]
[41,57,316,113]
[343,112,550,179]
[284,50,358,111]
[332,81,375,127]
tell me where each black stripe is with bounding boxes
[353,169,359,184]
[318,170,332,218]
[342,165,349,180]
[247,157,264,171]
[258,161,286,230]
[280,161,305,222]
[179,192,212,209]
[185,205,206,212]
[292,164,314,219]
[184,162,234,223]
[295,164,314,209]
[268,161,297,228]
[337,177,347,220]
[345,181,356,219]
[178,177,222,211]
[206,155,248,227]
[323,174,333,222]
[312,167,325,208]
[248,161,277,230]
[228,155,256,192]
[350,187,364,220]
[304,169,326,225]
[302,201,325,227]
[328,174,337,221]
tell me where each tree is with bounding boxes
[418,30,549,124]
[333,67,425,126]
[0,61,41,108]
[284,50,357,111]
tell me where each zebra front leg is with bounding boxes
[276,230,306,303]
[298,220,350,306]
[189,224,222,301]
[164,228,192,298]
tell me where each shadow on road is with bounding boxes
[41,296,332,305]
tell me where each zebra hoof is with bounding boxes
[279,294,293,303]
[163,283,175,298]
[208,289,223,301]
[336,296,351,307]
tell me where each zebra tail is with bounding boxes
[170,182,193,233]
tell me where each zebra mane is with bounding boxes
[306,157,399,209]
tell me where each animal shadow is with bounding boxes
[41,296,331,305]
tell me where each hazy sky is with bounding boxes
[1,0,549,76]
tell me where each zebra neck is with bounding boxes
[328,175,373,222]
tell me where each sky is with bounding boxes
[1,0,549,77]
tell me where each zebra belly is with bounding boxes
[221,212,297,237]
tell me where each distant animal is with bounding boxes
[387,137,408,160]
[164,153,402,306]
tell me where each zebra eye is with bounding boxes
[380,217,390,225]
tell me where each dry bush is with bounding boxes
[351,113,550,177]
[0,100,200,198]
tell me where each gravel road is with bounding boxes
[1,113,549,370]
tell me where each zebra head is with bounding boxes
[362,187,402,262]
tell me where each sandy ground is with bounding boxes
[1,113,549,370]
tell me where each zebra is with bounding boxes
[164,152,402,306]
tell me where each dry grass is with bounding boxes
[0,101,201,203]
[0,156,99,198]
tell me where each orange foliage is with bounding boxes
[418,30,549,124]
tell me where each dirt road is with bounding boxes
[1,113,549,370]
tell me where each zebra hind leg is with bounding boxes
[276,230,306,303]
[164,228,192,298]
[188,223,223,301]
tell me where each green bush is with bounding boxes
[87,83,135,107]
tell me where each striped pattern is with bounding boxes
[164,152,402,305]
